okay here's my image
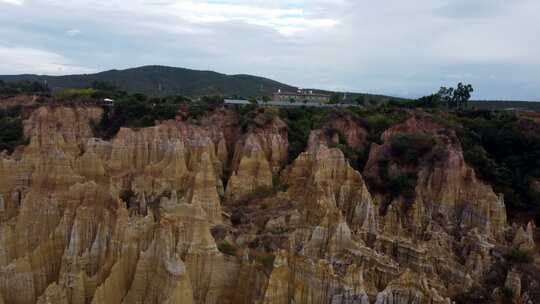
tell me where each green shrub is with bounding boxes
[0,106,25,153]
[272,174,288,192]
[374,159,418,206]
[507,248,533,264]
[453,111,540,216]
[230,211,244,226]
[389,173,418,202]
[501,287,514,299]
[389,133,436,164]
[91,80,117,92]
[93,94,184,139]
[268,227,288,235]
[218,241,237,256]
[365,114,395,138]
[54,88,97,101]
[120,189,135,205]
[260,108,279,125]
[278,107,330,163]
[0,80,49,95]
[255,254,275,270]
[360,111,410,143]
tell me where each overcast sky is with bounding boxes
[1,0,539,100]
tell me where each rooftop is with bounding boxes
[224,99,358,108]
[274,89,330,98]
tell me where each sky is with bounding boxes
[0,0,539,100]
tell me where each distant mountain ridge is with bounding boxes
[0,65,297,97]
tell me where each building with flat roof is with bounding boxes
[273,89,330,104]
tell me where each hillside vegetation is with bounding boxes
[0,66,408,105]
[0,65,296,98]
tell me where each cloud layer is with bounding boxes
[0,0,539,100]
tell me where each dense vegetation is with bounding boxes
[217,241,237,256]
[376,159,419,206]
[470,100,540,111]
[507,248,534,264]
[343,108,411,170]
[452,111,540,220]
[0,66,413,107]
[278,107,331,162]
[0,65,296,98]
[54,88,98,102]
[0,106,25,153]
[277,106,411,167]
[389,133,437,165]
[0,80,49,96]
[382,83,540,220]
[92,93,223,139]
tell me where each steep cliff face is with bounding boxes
[323,112,369,150]
[0,106,235,304]
[226,109,288,202]
[285,129,375,233]
[0,105,537,304]
[364,116,507,239]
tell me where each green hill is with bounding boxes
[0,65,297,98]
[0,65,414,105]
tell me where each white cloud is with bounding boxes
[65,29,81,37]
[0,0,539,99]
[0,45,94,75]
[0,0,22,5]
[44,0,339,36]
[165,1,339,34]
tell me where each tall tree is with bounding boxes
[438,86,454,109]
[437,83,473,110]
[329,94,341,104]
[454,82,474,110]
[355,96,366,106]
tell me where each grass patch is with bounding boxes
[218,241,237,256]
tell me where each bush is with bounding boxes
[261,108,279,124]
[373,159,418,207]
[91,81,116,92]
[501,287,514,299]
[0,106,25,153]
[389,173,418,204]
[360,110,410,143]
[93,93,185,139]
[54,88,97,101]
[507,248,533,264]
[120,189,136,208]
[218,241,237,256]
[278,107,330,162]
[454,111,540,216]
[231,210,244,226]
[331,130,363,170]
[255,254,275,270]
[272,174,288,192]
[416,94,442,108]
[0,80,49,95]
[389,133,436,164]
[365,114,395,140]
[268,227,288,235]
